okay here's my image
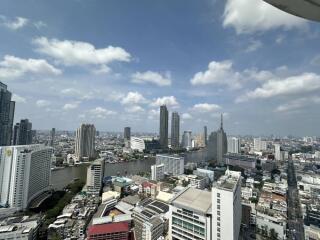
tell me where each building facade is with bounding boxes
[86,159,104,195]
[171,112,180,150]
[13,119,33,145]
[151,164,165,181]
[181,131,192,150]
[130,137,145,152]
[227,137,240,154]
[75,123,96,160]
[156,154,184,176]
[159,105,168,149]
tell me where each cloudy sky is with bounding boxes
[1,0,320,136]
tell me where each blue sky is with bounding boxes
[1,0,320,136]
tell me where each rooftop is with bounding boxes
[172,187,212,214]
[214,169,241,191]
[88,222,129,235]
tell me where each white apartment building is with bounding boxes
[253,138,267,151]
[0,144,53,210]
[274,143,282,161]
[227,137,240,153]
[156,154,184,176]
[151,164,165,181]
[86,159,104,195]
[212,169,242,240]
[188,175,207,189]
[170,187,212,240]
[130,137,145,152]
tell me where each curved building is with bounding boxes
[130,137,145,152]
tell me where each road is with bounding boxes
[287,159,304,240]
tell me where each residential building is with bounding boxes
[227,137,240,153]
[86,159,104,195]
[156,154,184,176]
[130,137,145,152]
[253,138,267,151]
[0,82,15,146]
[87,222,129,240]
[188,175,207,189]
[274,143,282,161]
[171,112,180,149]
[212,169,242,240]
[193,168,214,182]
[170,187,212,240]
[159,105,168,149]
[0,144,53,210]
[224,153,257,169]
[181,130,192,150]
[13,119,32,145]
[75,123,96,160]
[151,164,165,181]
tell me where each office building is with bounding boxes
[86,159,104,195]
[151,164,165,181]
[171,112,180,149]
[170,187,212,240]
[75,123,96,160]
[50,128,55,147]
[274,143,282,161]
[207,114,227,165]
[0,82,15,146]
[227,137,240,154]
[212,169,242,240]
[224,153,257,169]
[159,105,168,149]
[13,119,32,145]
[130,137,145,152]
[204,126,208,146]
[156,154,184,176]
[253,138,267,151]
[124,127,131,141]
[181,130,192,150]
[0,144,53,210]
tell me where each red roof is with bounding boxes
[88,222,129,235]
[142,181,156,188]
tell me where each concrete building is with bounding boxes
[151,164,165,181]
[159,105,168,149]
[130,137,145,152]
[156,154,184,176]
[193,168,214,182]
[86,159,104,195]
[274,143,282,161]
[207,114,227,165]
[188,175,207,189]
[227,137,240,154]
[170,187,212,240]
[224,153,257,169]
[75,123,96,161]
[212,169,242,240]
[204,126,208,146]
[171,112,180,150]
[0,82,15,146]
[253,138,267,151]
[87,222,129,240]
[181,130,192,150]
[124,127,131,148]
[13,119,32,145]
[50,128,55,147]
[0,144,53,210]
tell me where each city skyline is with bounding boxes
[1,0,320,136]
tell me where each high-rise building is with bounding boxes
[50,128,55,147]
[204,126,208,146]
[181,130,192,150]
[151,164,165,181]
[227,137,240,153]
[253,138,267,151]
[156,154,184,176]
[274,143,282,161]
[75,123,96,160]
[124,127,131,141]
[13,119,32,145]
[130,137,145,152]
[212,169,242,240]
[207,114,227,165]
[86,159,104,195]
[159,105,168,149]
[0,144,53,210]
[171,112,180,149]
[0,82,15,146]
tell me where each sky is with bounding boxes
[1,0,320,136]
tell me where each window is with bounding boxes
[217,199,220,203]
[217,205,220,210]
[217,211,220,216]
[217,193,220,198]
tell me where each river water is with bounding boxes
[51,159,155,190]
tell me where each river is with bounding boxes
[51,159,155,190]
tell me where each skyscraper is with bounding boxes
[171,112,180,149]
[204,126,208,146]
[86,159,104,195]
[50,128,55,147]
[124,127,131,141]
[207,114,227,165]
[182,130,192,150]
[227,137,240,153]
[75,123,96,161]
[159,105,168,149]
[0,82,15,146]
[0,144,53,210]
[13,119,33,145]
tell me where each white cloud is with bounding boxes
[12,94,26,103]
[150,96,179,108]
[33,37,131,68]
[91,65,111,75]
[125,105,145,113]
[1,16,29,30]
[0,55,61,80]
[34,21,47,29]
[275,96,320,113]
[147,109,159,120]
[237,73,320,102]
[121,91,147,105]
[63,101,80,110]
[245,39,263,53]
[131,71,172,86]
[275,35,285,44]
[36,99,51,107]
[223,0,307,34]
[191,103,221,113]
[182,113,193,120]
[88,107,116,119]
[190,60,241,89]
